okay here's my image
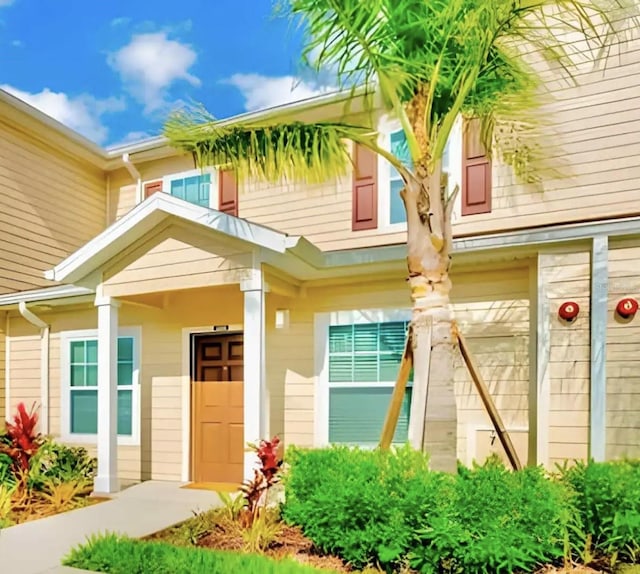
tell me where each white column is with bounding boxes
[94,294,120,493]
[590,235,608,462]
[241,268,268,480]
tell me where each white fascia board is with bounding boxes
[46,194,290,284]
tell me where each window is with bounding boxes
[327,320,412,446]
[62,329,140,445]
[168,173,211,208]
[389,130,411,225]
[382,124,455,228]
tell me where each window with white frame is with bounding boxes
[327,319,413,446]
[384,128,453,227]
[166,172,211,208]
[62,329,140,445]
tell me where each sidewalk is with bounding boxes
[0,481,221,574]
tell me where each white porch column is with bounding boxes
[241,268,269,480]
[94,293,120,493]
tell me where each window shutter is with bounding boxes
[352,143,378,231]
[144,180,163,199]
[461,118,492,215]
[218,169,238,216]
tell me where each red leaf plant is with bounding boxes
[0,402,42,473]
[240,436,283,523]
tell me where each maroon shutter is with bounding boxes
[218,169,238,216]
[352,143,378,231]
[144,180,163,199]
[461,118,492,215]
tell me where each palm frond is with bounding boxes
[164,106,377,184]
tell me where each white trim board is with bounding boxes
[59,326,142,447]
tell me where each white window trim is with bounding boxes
[156,167,219,210]
[60,326,142,447]
[376,115,462,232]
[314,308,412,446]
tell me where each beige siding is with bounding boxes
[275,267,530,462]
[6,285,244,482]
[606,240,640,459]
[540,250,591,466]
[455,35,640,237]
[0,118,106,294]
[108,168,137,223]
[103,224,252,297]
[109,36,640,253]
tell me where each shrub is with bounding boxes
[410,457,569,574]
[0,402,42,474]
[282,444,451,569]
[28,439,96,490]
[283,447,572,572]
[240,436,283,523]
[0,452,14,487]
[63,533,338,574]
[559,459,640,564]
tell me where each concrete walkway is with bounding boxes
[0,481,221,574]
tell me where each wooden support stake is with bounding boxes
[457,328,522,471]
[379,335,413,450]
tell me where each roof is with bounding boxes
[0,86,373,170]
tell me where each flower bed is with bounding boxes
[0,402,98,528]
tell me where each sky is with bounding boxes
[0,0,333,148]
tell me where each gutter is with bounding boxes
[18,302,50,435]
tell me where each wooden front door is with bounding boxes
[191,333,244,483]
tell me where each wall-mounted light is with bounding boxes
[558,301,580,323]
[275,309,290,329]
[616,297,638,319]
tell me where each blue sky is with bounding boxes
[0,0,330,147]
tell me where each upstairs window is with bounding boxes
[168,173,211,208]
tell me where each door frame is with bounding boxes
[180,325,243,482]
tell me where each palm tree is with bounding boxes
[165,0,638,471]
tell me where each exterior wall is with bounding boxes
[6,286,245,483]
[104,35,640,253]
[606,239,640,459]
[0,117,106,294]
[276,266,531,463]
[102,224,252,297]
[539,249,591,466]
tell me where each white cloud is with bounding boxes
[0,85,125,144]
[110,16,131,27]
[225,73,335,112]
[109,130,154,147]
[0,0,15,6]
[108,32,200,114]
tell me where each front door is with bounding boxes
[191,333,244,483]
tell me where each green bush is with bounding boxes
[410,458,569,573]
[28,439,96,489]
[282,445,454,569]
[559,459,640,563]
[283,447,572,573]
[0,453,14,487]
[63,533,338,574]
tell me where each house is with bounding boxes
[0,36,639,492]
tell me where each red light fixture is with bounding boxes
[616,297,638,319]
[558,301,580,322]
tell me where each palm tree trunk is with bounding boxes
[403,165,458,473]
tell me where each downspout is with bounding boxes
[122,153,142,203]
[18,302,50,435]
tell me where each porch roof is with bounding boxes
[45,193,326,285]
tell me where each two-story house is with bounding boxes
[1,33,639,493]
